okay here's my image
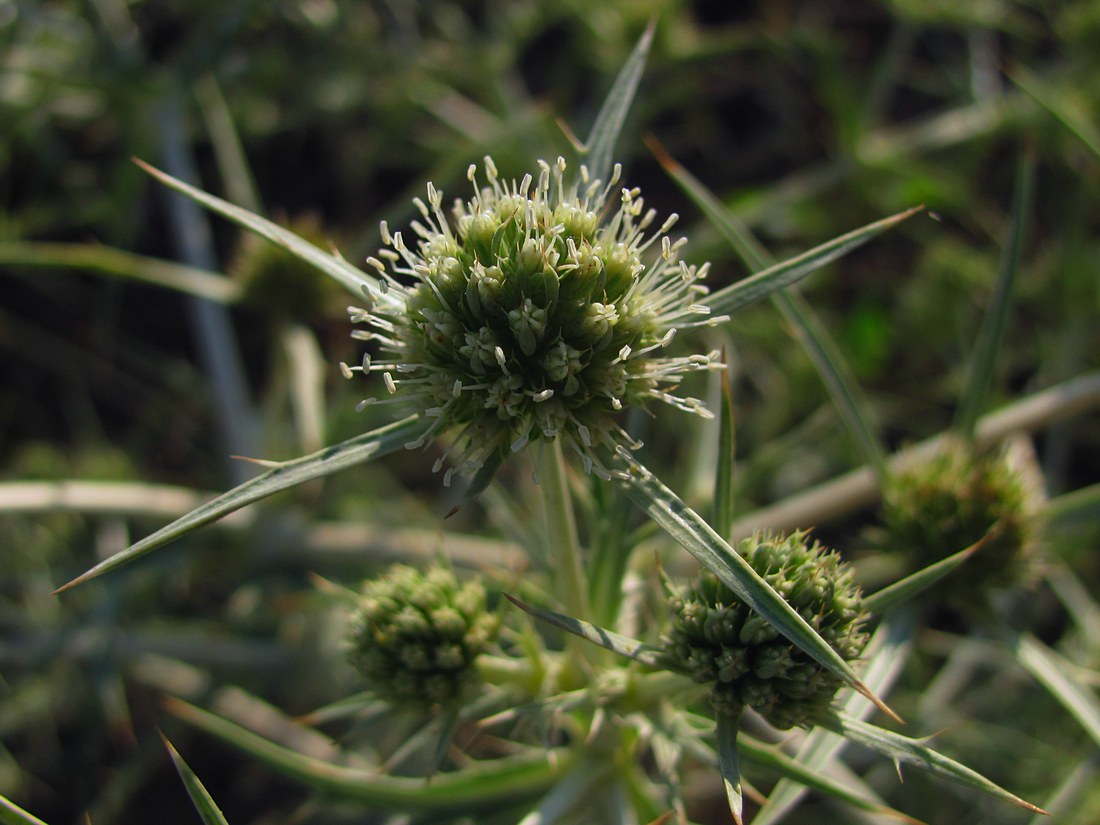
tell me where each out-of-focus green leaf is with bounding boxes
[954,149,1034,438]
[1010,633,1100,749]
[55,415,424,592]
[1010,67,1100,160]
[167,698,570,811]
[162,735,231,825]
[713,373,736,540]
[0,241,241,303]
[0,795,48,825]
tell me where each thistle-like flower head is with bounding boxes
[345,564,498,709]
[661,531,869,729]
[342,157,726,483]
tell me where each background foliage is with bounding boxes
[2,1,1098,823]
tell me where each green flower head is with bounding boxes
[341,157,726,484]
[345,564,499,709]
[880,436,1039,604]
[661,531,869,730]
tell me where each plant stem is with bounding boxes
[540,438,590,622]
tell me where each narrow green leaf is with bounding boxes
[162,735,231,825]
[1010,633,1100,749]
[1010,67,1100,161]
[954,149,1034,438]
[713,371,736,540]
[862,529,995,615]
[818,711,1048,815]
[55,415,424,592]
[773,290,888,483]
[716,711,744,825]
[503,594,664,667]
[133,159,397,309]
[516,756,613,825]
[653,144,889,482]
[583,19,655,186]
[617,453,899,722]
[0,241,241,303]
[167,698,568,811]
[0,795,48,825]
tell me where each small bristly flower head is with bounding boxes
[341,157,727,484]
[661,531,869,730]
[880,436,1040,604]
[345,564,498,709]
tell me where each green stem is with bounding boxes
[540,438,590,622]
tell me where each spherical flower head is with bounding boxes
[661,531,869,730]
[342,157,726,484]
[345,564,499,709]
[880,436,1039,605]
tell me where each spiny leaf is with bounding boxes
[862,529,997,615]
[133,159,398,309]
[716,711,744,825]
[55,415,424,592]
[818,710,1048,815]
[162,734,231,825]
[583,19,655,186]
[503,594,664,667]
[653,141,890,482]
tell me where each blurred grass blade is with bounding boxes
[517,756,612,825]
[504,594,664,667]
[55,415,424,592]
[162,735,230,825]
[862,529,995,615]
[0,241,241,303]
[713,372,736,539]
[1010,67,1100,161]
[773,289,888,482]
[818,711,1048,814]
[583,19,654,186]
[1010,633,1100,749]
[0,795,48,825]
[652,143,888,481]
[716,711,744,825]
[753,608,918,825]
[953,149,1034,438]
[167,698,568,810]
[617,452,899,722]
[133,159,398,309]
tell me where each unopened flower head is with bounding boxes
[881,436,1040,605]
[661,531,869,730]
[345,564,498,709]
[342,157,726,484]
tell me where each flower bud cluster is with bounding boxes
[342,157,727,483]
[881,437,1037,602]
[662,531,869,729]
[345,564,498,708]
